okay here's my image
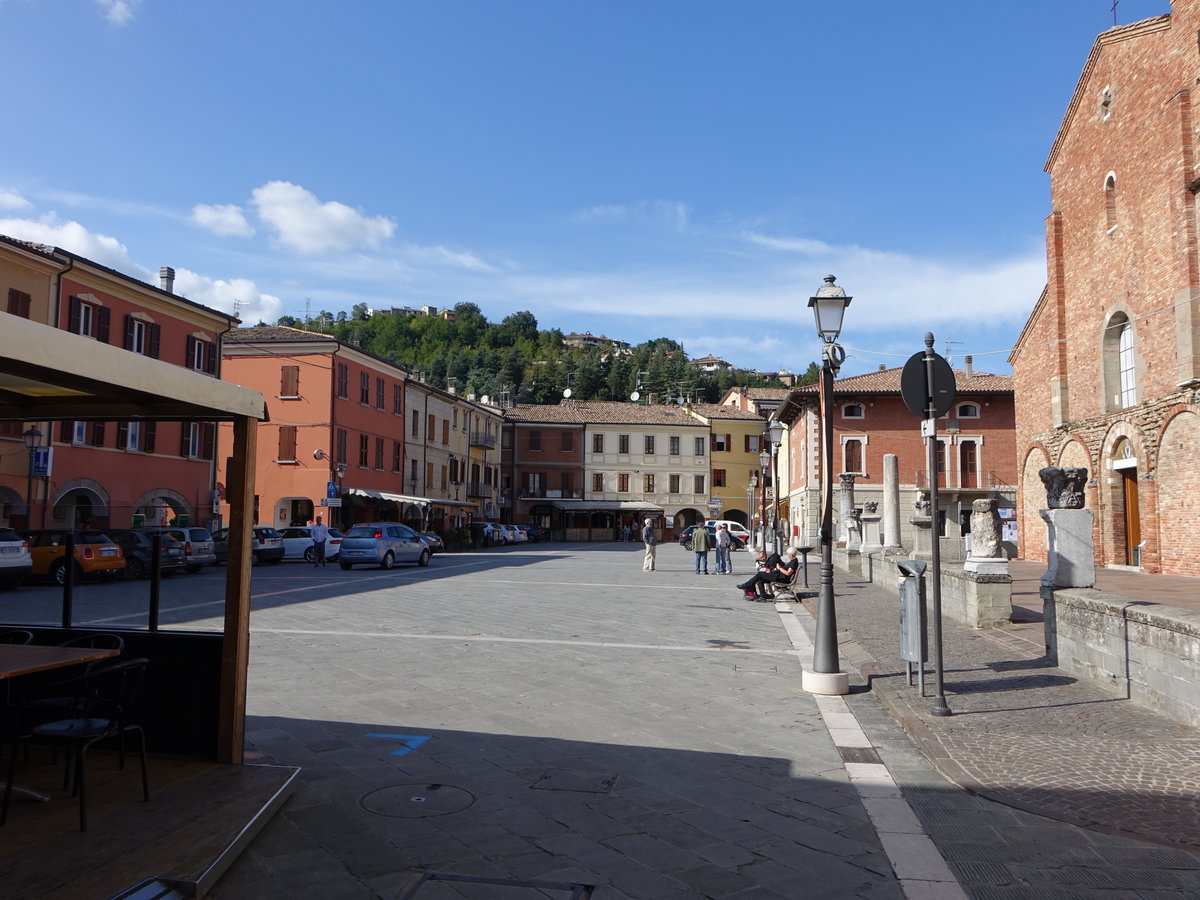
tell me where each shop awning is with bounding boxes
[549,500,663,512]
[347,488,430,505]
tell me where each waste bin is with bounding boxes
[897,559,928,691]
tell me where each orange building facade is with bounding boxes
[1,235,234,532]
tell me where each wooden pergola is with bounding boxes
[0,314,265,763]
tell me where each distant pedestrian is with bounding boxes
[691,524,712,574]
[622,522,631,543]
[641,518,658,571]
[714,524,732,575]
[310,515,330,567]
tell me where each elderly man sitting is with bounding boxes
[737,548,799,601]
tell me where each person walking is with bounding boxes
[622,522,631,543]
[692,524,712,574]
[714,523,732,575]
[310,515,330,567]
[641,517,658,571]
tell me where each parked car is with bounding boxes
[416,532,444,554]
[0,527,32,589]
[515,524,542,543]
[338,522,430,569]
[25,529,125,584]
[468,522,506,546]
[106,529,186,579]
[277,525,344,562]
[500,524,526,543]
[677,524,747,551]
[146,526,217,572]
[212,525,286,565]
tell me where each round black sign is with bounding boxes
[900,351,957,419]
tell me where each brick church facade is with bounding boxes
[1012,1,1200,575]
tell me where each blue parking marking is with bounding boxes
[366,733,431,755]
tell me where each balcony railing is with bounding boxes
[469,431,496,449]
[467,482,493,498]
[519,489,583,500]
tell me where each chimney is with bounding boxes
[159,266,175,293]
[878,364,886,371]
[964,355,974,378]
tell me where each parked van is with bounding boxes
[705,520,752,541]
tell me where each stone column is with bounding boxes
[882,453,902,552]
[964,497,1008,575]
[838,473,856,544]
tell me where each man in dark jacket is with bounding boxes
[738,548,797,601]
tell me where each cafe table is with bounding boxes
[1,643,121,802]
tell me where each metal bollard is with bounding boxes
[897,559,928,696]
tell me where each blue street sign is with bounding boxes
[327,481,338,499]
[32,446,52,478]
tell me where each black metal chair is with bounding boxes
[2,657,150,831]
[56,633,126,652]
[0,630,34,645]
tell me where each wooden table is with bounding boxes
[0,644,119,680]
[1,644,121,803]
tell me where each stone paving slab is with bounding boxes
[816,569,1200,851]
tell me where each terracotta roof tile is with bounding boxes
[224,325,338,343]
[687,403,765,421]
[789,367,1012,395]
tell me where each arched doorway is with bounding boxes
[1111,438,1140,566]
[49,481,110,530]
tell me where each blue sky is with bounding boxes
[0,0,1171,378]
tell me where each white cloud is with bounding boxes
[94,0,140,25]
[573,200,693,232]
[0,214,149,279]
[191,203,254,238]
[250,181,395,255]
[172,269,283,325]
[742,231,836,255]
[406,244,494,272]
[0,190,32,211]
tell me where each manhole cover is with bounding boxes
[361,783,475,818]
[530,769,617,793]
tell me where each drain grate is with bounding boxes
[838,746,884,765]
[399,872,593,898]
[530,768,617,793]
[360,783,475,818]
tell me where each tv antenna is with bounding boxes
[943,340,963,365]
[630,391,640,402]
[563,388,572,398]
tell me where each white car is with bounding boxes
[0,527,32,589]
[501,524,526,543]
[278,526,344,562]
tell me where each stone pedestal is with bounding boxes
[910,515,933,559]
[860,513,882,555]
[964,555,1009,576]
[1038,508,1096,600]
[845,509,862,552]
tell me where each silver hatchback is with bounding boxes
[338,523,431,570]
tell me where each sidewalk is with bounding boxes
[810,559,1200,851]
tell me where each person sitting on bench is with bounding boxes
[737,548,798,601]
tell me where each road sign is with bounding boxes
[900,350,956,419]
[321,498,342,507]
[326,481,338,499]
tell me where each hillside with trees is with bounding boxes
[275,303,817,404]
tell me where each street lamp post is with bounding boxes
[23,426,42,531]
[758,447,770,551]
[746,472,757,536]
[803,275,852,696]
[768,419,784,553]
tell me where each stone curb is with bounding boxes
[802,597,1200,853]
